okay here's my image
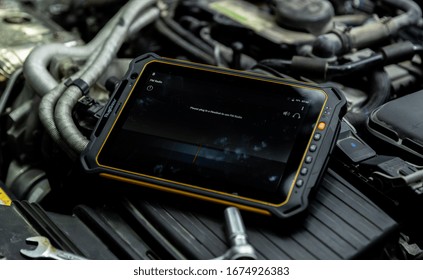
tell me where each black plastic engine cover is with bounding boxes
[0,169,397,260]
[129,169,398,259]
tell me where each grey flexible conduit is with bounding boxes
[24,5,125,96]
[37,1,158,157]
[54,1,158,154]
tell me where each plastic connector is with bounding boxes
[361,156,423,195]
[73,96,105,134]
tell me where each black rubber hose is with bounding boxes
[312,0,422,58]
[257,59,294,74]
[382,0,422,32]
[312,33,344,58]
[250,64,293,79]
[327,54,384,77]
[361,69,391,114]
[259,42,423,80]
[258,55,385,80]
[155,19,215,65]
[161,16,214,56]
[345,69,391,129]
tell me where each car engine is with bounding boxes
[0,0,422,260]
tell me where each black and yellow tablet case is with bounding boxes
[81,53,346,218]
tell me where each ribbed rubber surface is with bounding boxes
[137,169,398,259]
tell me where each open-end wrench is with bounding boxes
[214,207,257,260]
[20,236,87,260]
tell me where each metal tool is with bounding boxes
[20,236,87,260]
[214,207,257,260]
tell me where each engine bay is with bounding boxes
[0,0,423,260]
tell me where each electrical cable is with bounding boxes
[161,16,215,56]
[155,19,215,64]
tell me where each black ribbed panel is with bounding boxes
[137,169,397,259]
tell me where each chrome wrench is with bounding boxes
[214,207,257,260]
[20,236,87,260]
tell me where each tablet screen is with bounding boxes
[97,61,327,204]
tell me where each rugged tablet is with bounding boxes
[81,54,346,218]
